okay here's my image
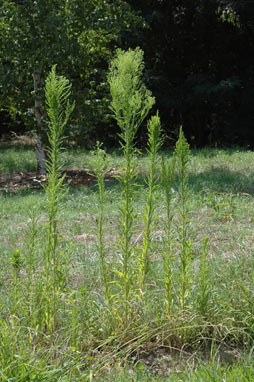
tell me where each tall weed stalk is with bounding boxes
[138,112,163,298]
[196,237,211,317]
[175,127,192,310]
[9,249,23,314]
[161,156,176,317]
[43,65,75,333]
[22,208,43,327]
[89,142,112,308]
[108,48,155,324]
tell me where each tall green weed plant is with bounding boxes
[161,155,176,317]
[138,112,163,298]
[42,65,75,333]
[89,142,113,310]
[108,48,155,324]
[1,65,75,373]
[196,237,211,317]
[175,127,192,310]
[0,51,221,376]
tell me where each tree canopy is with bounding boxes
[0,0,138,171]
[125,0,254,147]
[1,0,254,149]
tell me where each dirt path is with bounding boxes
[0,168,118,191]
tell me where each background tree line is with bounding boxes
[0,0,254,152]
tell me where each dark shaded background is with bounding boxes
[1,0,254,148]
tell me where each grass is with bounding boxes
[0,145,126,174]
[0,146,36,173]
[1,145,254,379]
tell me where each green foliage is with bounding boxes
[89,142,112,309]
[42,66,74,333]
[45,66,75,141]
[108,48,155,142]
[2,143,254,378]
[204,191,236,221]
[108,48,155,323]
[4,58,254,379]
[174,127,192,309]
[161,155,176,316]
[0,321,59,382]
[24,206,41,274]
[0,147,36,173]
[196,237,211,317]
[2,0,254,147]
[138,112,163,296]
[127,1,254,147]
[10,249,23,278]
[0,0,137,144]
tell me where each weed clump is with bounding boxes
[2,50,253,380]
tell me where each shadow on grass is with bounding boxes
[0,187,44,198]
[1,146,254,197]
[189,165,254,196]
[0,147,36,173]
[2,165,254,198]
[190,146,249,158]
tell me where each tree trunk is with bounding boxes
[32,68,47,175]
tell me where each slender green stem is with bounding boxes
[89,143,112,308]
[175,126,191,310]
[108,48,155,325]
[42,65,74,333]
[161,156,176,316]
[138,113,163,297]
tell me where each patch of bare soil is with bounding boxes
[130,344,242,376]
[0,168,119,192]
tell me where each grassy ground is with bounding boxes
[1,145,254,380]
